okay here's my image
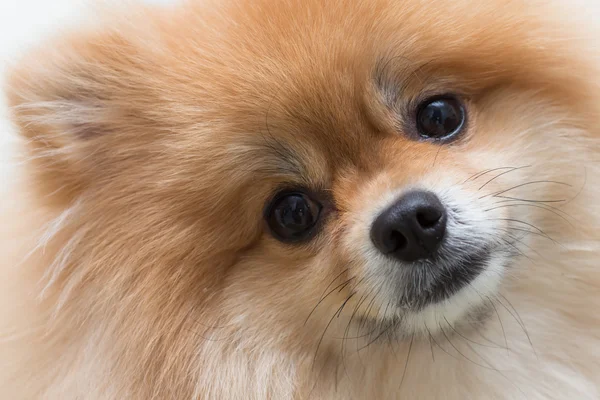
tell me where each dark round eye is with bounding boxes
[266,192,322,243]
[416,97,466,140]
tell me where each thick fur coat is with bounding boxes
[0,0,599,398]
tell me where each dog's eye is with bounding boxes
[266,191,322,242]
[416,96,465,140]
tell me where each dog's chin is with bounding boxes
[370,249,510,339]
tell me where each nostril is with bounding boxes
[416,209,442,229]
[389,230,408,252]
[379,229,408,254]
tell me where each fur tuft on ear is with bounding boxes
[9,33,120,133]
[5,28,152,198]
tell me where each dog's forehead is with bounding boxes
[153,0,582,186]
[172,0,558,127]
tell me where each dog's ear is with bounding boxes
[5,28,149,198]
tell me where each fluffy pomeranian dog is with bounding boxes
[1,0,599,398]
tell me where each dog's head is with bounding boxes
[7,0,599,396]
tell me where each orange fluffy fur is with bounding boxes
[1,0,599,398]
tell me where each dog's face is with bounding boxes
[7,0,597,390]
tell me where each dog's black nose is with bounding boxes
[370,191,447,262]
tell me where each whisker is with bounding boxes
[355,293,380,358]
[563,166,587,206]
[356,294,380,342]
[357,319,393,351]
[463,166,520,184]
[305,276,355,325]
[342,290,372,370]
[485,203,574,227]
[428,329,436,362]
[503,231,547,262]
[491,197,574,218]
[503,226,567,251]
[478,165,531,191]
[439,323,503,370]
[467,320,506,349]
[496,294,538,360]
[346,299,393,342]
[443,316,505,349]
[488,218,552,238]
[319,269,350,301]
[340,293,365,378]
[307,351,333,398]
[497,236,536,265]
[336,292,356,318]
[343,292,368,342]
[313,300,350,368]
[398,334,414,393]
[385,319,400,358]
[427,324,505,371]
[489,300,509,355]
[497,226,557,244]
[339,321,381,339]
[480,180,572,200]
[492,195,567,204]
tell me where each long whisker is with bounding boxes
[342,288,373,370]
[488,218,552,238]
[313,300,350,368]
[428,329,436,362]
[478,165,531,191]
[357,319,394,351]
[501,231,548,261]
[497,226,558,244]
[563,166,587,206]
[335,292,358,384]
[343,291,368,343]
[427,324,505,371]
[492,196,566,204]
[439,323,503,370]
[498,236,536,265]
[480,180,572,199]
[356,293,380,343]
[467,320,506,349]
[336,292,356,318]
[491,196,574,218]
[305,276,355,325]
[355,293,381,359]
[496,294,538,360]
[463,166,521,184]
[485,203,574,227]
[318,269,350,301]
[443,316,505,349]
[384,317,400,361]
[347,299,393,343]
[398,334,414,393]
[489,300,509,355]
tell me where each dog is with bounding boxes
[1,0,599,398]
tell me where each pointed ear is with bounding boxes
[5,29,146,197]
